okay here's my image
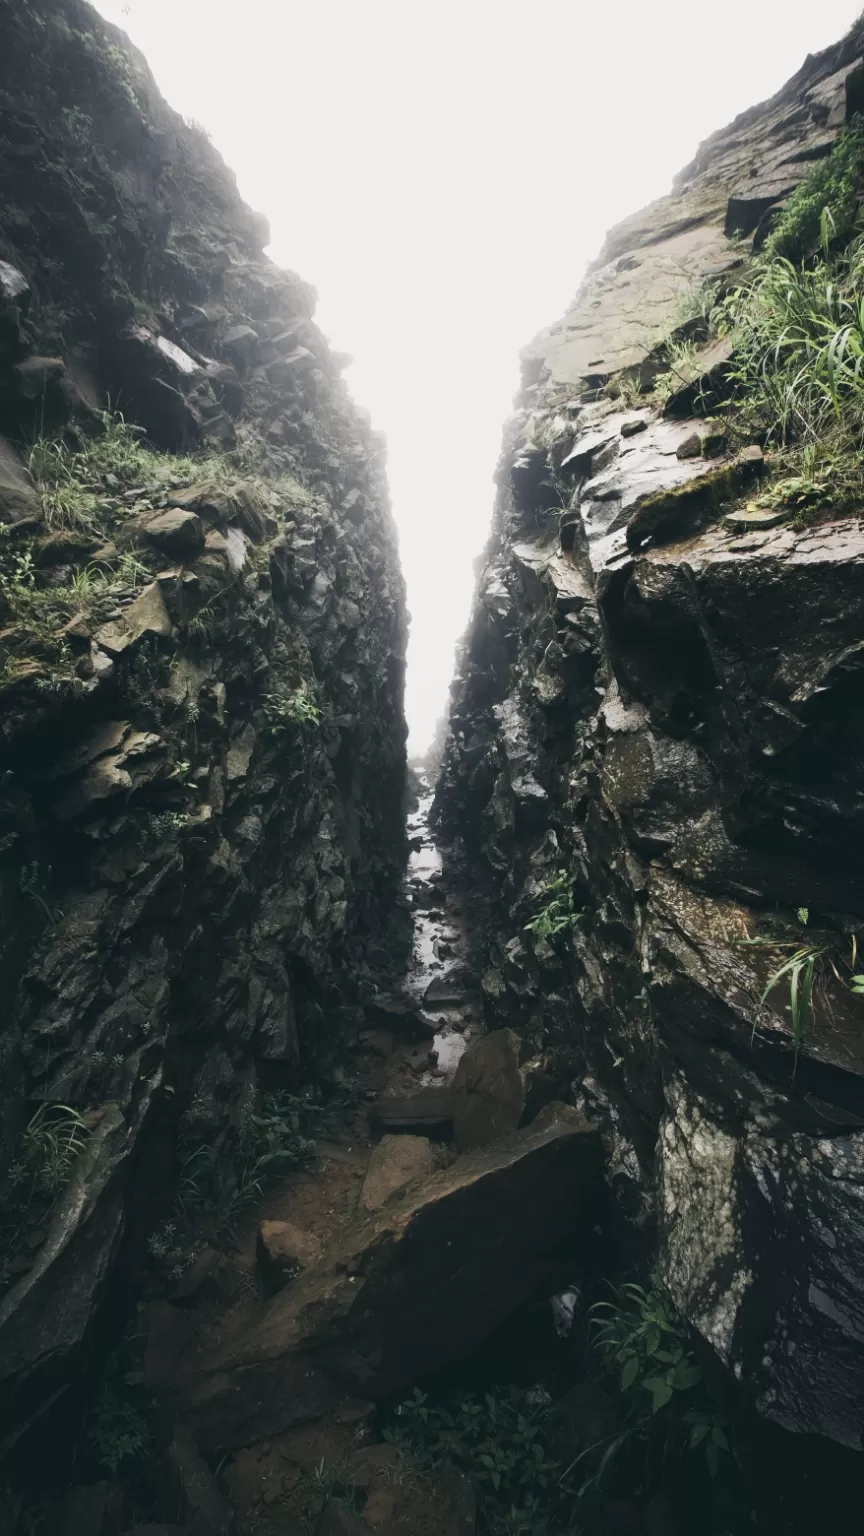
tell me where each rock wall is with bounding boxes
[0,0,406,1457]
[435,21,864,1462]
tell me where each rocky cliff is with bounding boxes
[435,15,864,1486]
[0,0,406,1464]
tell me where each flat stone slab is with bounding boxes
[724,505,791,530]
[172,1105,602,1450]
[452,1029,525,1150]
[368,1089,454,1139]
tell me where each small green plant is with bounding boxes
[524,871,580,943]
[0,1104,90,1291]
[653,336,701,407]
[385,1384,558,1531]
[147,1091,320,1281]
[743,909,864,1071]
[760,943,832,1069]
[264,680,322,732]
[85,1381,150,1475]
[572,1280,730,1496]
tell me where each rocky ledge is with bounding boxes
[0,0,406,1465]
[435,11,864,1482]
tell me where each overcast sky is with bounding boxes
[94,0,861,751]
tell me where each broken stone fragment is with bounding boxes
[266,347,316,389]
[257,1220,323,1292]
[359,1134,438,1210]
[220,324,260,369]
[367,1088,454,1139]
[364,990,436,1038]
[144,508,205,558]
[620,417,648,438]
[0,260,30,307]
[452,1029,525,1150]
[94,581,173,655]
[15,355,65,398]
[423,963,474,1006]
[724,504,791,530]
[675,432,702,460]
[625,449,765,550]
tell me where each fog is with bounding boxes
[95,0,861,751]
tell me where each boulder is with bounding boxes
[367,1090,454,1139]
[423,964,474,1006]
[94,581,174,656]
[257,1220,323,1291]
[365,993,435,1039]
[266,347,315,388]
[172,1106,602,1449]
[452,1029,524,1150]
[220,324,260,369]
[359,1135,438,1211]
[144,509,205,558]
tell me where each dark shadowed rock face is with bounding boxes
[434,15,864,1467]
[0,0,406,1458]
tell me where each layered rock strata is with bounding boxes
[0,0,406,1457]
[435,20,864,1457]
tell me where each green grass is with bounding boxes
[763,120,864,262]
[0,1103,90,1293]
[147,1089,321,1282]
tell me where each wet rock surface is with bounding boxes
[0,0,407,1471]
[433,9,864,1502]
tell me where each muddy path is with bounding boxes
[129,778,502,1535]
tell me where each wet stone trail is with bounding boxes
[128,772,606,1536]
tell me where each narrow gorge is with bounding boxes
[3,3,864,1534]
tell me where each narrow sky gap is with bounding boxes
[95,0,861,751]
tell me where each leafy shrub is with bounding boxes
[85,1382,150,1475]
[385,1384,558,1533]
[524,871,580,943]
[264,680,322,732]
[577,1279,730,1493]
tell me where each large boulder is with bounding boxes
[170,1105,602,1449]
[256,1220,323,1292]
[451,1029,524,1150]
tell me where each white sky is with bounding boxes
[94,0,861,751]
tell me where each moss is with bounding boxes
[626,454,765,551]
